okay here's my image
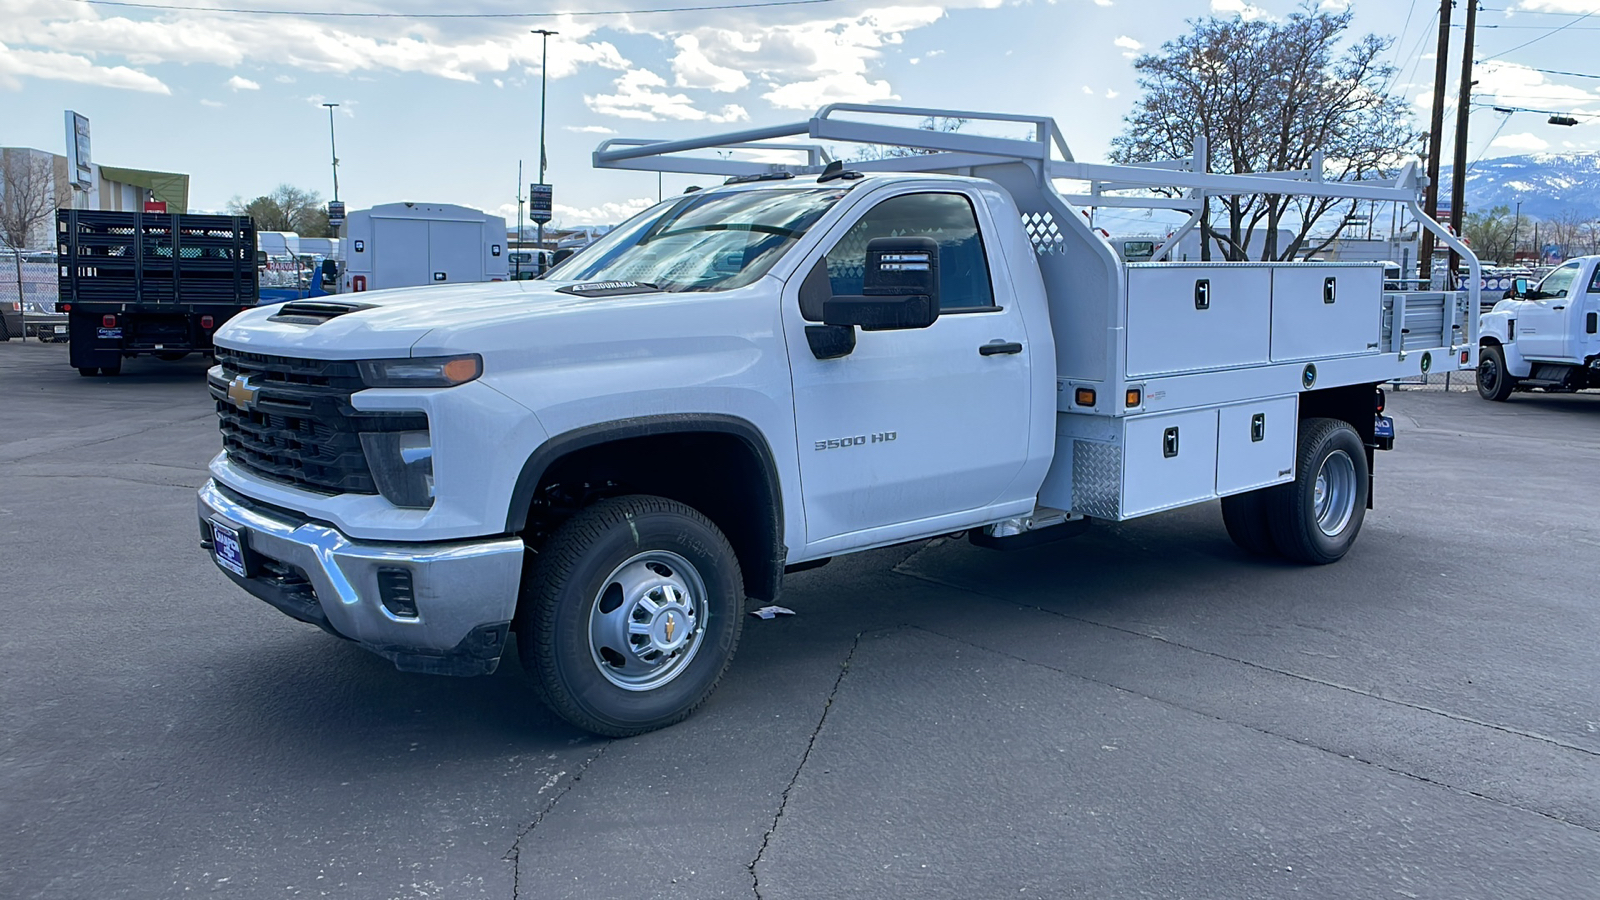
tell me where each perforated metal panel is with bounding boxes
[1021,211,1066,255]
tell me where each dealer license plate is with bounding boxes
[1374,415,1395,439]
[211,521,247,577]
[53,325,67,334]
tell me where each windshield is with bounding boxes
[551,187,851,293]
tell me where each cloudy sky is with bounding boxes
[7,0,1600,228]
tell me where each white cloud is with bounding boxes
[1114,35,1142,59]
[555,196,656,225]
[1211,0,1271,20]
[1516,1,1600,12]
[655,6,954,112]
[671,34,748,92]
[1094,0,1113,6]
[0,9,631,85]
[566,124,617,134]
[0,40,169,93]
[200,98,224,107]
[227,75,259,91]
[586,67,750,122]
[1106,89,1119,99]
[274,74,295,83]
[1082,85,1095,95]
[1492,132,1552,153]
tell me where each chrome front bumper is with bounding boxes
[197,479,525,676]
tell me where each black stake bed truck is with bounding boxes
[57,210,258,376]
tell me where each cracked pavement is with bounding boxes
[3,340,1599,899]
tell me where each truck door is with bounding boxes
[372,218,430,289]
[783,189,1032,545]
[1518,261,1581,362]
[1581,264,1600,361]
[428,220,483,284]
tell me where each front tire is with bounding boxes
[1266,418,1368,565]
[1478,344,1516,401]
[517,495,745,737]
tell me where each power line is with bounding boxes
[71,0,848,18]
[1482,11,1595,60]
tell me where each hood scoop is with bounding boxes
[267,300,376,325]
[556,280,662,298]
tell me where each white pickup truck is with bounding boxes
[197,105,1479,736]
[1476,257,1600,400]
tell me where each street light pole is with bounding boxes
[532,28,558,256]
[322,102,340,202]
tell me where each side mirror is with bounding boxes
[822,236,941,331]
[321,259,339,280]
[1511,277,1530,297]
[551,248,575,267]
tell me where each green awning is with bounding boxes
[97,165,190,210]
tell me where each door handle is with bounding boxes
[979,341,1023,356]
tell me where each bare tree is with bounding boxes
[226,184,332,236]
[1110,4,1417,261]
[849,116,969,161]
[1,152,59,338]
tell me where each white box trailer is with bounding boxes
[340,202,508,293]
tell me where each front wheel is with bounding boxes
[517,495,745,737]
[1266,418,1369,565]
[1478,344,1516,401]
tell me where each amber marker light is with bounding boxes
[1075,387,1096,407]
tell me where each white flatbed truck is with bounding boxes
[197,105,1480,736]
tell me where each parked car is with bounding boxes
[0,299,21,341]
[26,298,68,342]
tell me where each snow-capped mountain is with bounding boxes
[1442,153,1600,221]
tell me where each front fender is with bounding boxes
[1479,311,1533,378]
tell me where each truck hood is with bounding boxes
[216,280,676,358]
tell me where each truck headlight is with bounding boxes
[358,354,482,388]
[360,430,435,508]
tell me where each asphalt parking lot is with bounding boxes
[2,339,1598,899]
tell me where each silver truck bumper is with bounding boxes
[197,479,525,676]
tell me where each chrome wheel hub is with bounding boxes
[1313,449,1357,537]
[588,551,706,691]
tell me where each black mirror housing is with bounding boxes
[822,236,940,330]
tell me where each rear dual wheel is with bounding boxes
[517,495,745,737]
[1221,417,1368,565]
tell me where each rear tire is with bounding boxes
[99,364,121,376]
[1478,344,1516,401]
[517,495,745,737]
[77,367,97,377]
[1266,418,1368,565]
[1220,490,1277,556]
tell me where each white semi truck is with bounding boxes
[1476,257,1600,400]
[197,105,1479,737]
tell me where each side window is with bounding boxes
[801,192,994,321]
[1539,263,1580,299]
[1586,266,1600,294]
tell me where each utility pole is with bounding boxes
[1512,199,1522,261]
[1448,0,1479,282]
[322,102,340,202]
[516,159,524,279]
[532,28,557,257]
[1421,0,1453,287]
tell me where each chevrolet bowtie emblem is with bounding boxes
[227,375,260,412]
[664,614,676,642]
